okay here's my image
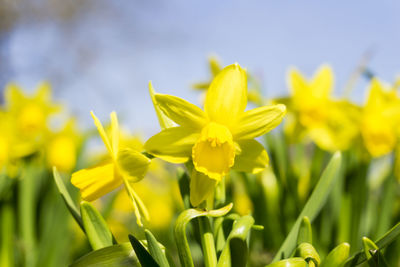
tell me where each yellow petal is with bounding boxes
[310,64,333,99]
[110,111,119,158]
[204,63,247,127]
[155,94,207,129]
[144,126,199,163]
[36,81,52,102]
[287,68,308,96]
[71,162,122,201]
[148,81,175,129]
[232,104,286,140]
[192,122,235,180]
[190,170,216,207]
[90,111,113,156]
[232,139,269,173]
[117,148,151,183]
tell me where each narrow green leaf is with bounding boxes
[273,152,342,262]
[144,230,169,267]
[320,243,350,267]
[297,217,312,245]
[80,201,114,250]
[199,217,217,267]
[128,234,160,267]
[217,215,255,267]
[70,242,139,267]
[174,203,233,267]
[344,222,400,266]
[52,167,84,231]
[265,258,307,267]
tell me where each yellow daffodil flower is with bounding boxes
[71,111,151,225]
[4,82,60,138]
[145,63,286,206]
[286,65,360,151]
[361,78,400,157]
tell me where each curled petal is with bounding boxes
[232,139,269,174]
[232,104,286,140]
[117,148,151,183]
[144,126,199,163]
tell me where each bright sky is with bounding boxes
[1,0,400,134]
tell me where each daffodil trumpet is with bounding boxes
[145,63,286,206]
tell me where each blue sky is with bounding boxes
[1,0,399,134]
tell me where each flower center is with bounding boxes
[192,122,235,181]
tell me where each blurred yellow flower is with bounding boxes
[145,63,286,206]
[46,120,81,172]
[361,78,400,157]
[71,111,151,225]
[286,65,360,151]
[4,82,60,138]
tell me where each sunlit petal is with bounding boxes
[117,148,151,183]
[155,93,207,129]
[71,161,122,201]
[232,104,286,140]
[144,126,199,163]
[232,139,269,173]
[204,63,247,127]
[90,111,113,156]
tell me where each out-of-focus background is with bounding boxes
[1,0,399,133]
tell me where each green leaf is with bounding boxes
[174,203,233,267]
[362,237,389,267]
[320,243,350,267]
[265,258,307,267]
[273,152,342,262]
[80,201,114,250]
[217,215,255,267]
[344,222,400,266]
[144,230,169,267]
[52,167,84,231]
[297,217,312,245]
[128,234,160,267]
[70,242,139,267]
[295,243,320,266]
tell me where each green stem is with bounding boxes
[18,165,37,266]
[199,217,217,267]
[0,203,14,267]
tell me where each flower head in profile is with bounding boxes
[361,78,400,157]
[145,63,286,206]
[71,111,151,225]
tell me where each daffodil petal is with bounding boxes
[144,126,199,163]
[71,161,122,201]
[204,63,247,127]
[117,148,151,183]
[310,64,333,99]
[155,94,207,129]
[232,139,269,174]
[287,68,308,96]
[110,112,119,158]
[90,111,113,156]
[232,104,286,140]
[190,170,216,207]
[36,81,52,102]
[149,81,175,129]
